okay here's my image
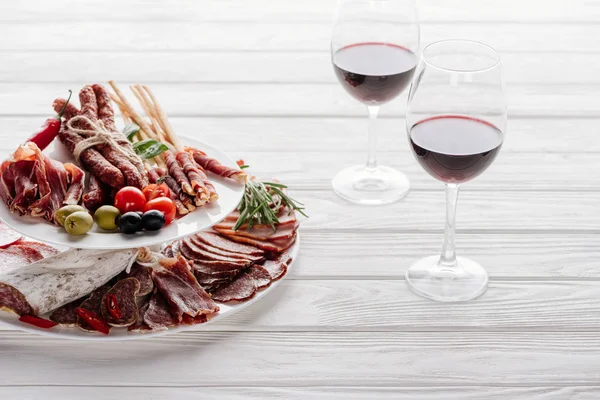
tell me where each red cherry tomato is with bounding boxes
[114,186,146,214]
[144,197,176,225]
[142,183,171,201]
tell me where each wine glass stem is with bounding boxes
[365,105,379,172]
[439,183,459,268]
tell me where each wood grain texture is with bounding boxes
[4,386,600,400]
[2,52,597,85]
[1,331,600,386]
[0,83,597,118]
[0,0,594,22]
[0,23,598,52]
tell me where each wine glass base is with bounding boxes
[331,165,410,205]
[405,255,489,302]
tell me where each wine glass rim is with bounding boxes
[422,39,501,73]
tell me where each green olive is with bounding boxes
[64,211,94,235]
[55,205,87,226]
[94,205,120,231]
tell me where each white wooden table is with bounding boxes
[1,0,600,398]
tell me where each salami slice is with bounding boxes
[3,246,44,264]
[211,273,257,303]
[127,263,153,296]
[10,241,59,259]
[143,290,178,331]
[77,284,111,332]
[100,278,141,327]
[0,283,33,316]
[248,265,271,290]
[49,297,84,326]
[0,222,22,249]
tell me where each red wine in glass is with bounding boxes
[333,42,417,104]
[409,115,503,184]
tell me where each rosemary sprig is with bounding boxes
[233,179,308,231]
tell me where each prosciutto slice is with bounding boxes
[1,160,37,215]
[189,235,263,263]
[214,230,297,253]
[63,163,85,205]
[164,150,194,196]
[213,222,298,241]
[187,148,246,183]
[151,256,219,320]
[176,151,211,204]
[29,147,71,221]
[195,231,264,257]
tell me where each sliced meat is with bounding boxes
[181,313,209,325]
[150,168,188,216]
[162,245,174,258]
[215,230,297,254]
[4,160,38,215]
[180,237,252,266]
[77,284,111,332]
[4,246,44,264]
[176,151,210,204]
[261,254,291,281]
[188,148,246,183]
[10,241,59,258]
[0,283,33,316]
[195,231,264,257]
[28,147,70,222]
[0,222,22,249]
[211,273,257,303]
[192,260,248,275]
[213,222,298,241]
[189,235,263,263]
[143,290,178,331]
[49,297,84,326]
[127,263,153,296]
[100,277,141,327]
[63,163,85,205]
[151,256,219,320]
[248,265,271,290]
[128,296,151,332]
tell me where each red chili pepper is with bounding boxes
[19,315,58,330]
[26,90,72,151]
[75,308,110,335]
[105,294,122,319]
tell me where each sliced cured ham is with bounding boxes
[213,222,298,241]
[192,260,248,275]
[189,235,263,263]
[188,148,246,183]
[63,163,85,206]
[261,254,291,281]
[176,151,212,204]
[143,290,178,331]
[128,297,151,332]
[195,231,264,257]
[151,256,219,320]
[1,160,37,215]
[127,263,153,296]
[248,265,271,290]
[211,273,257,303]
[180,237,252,266]
[165,150,194,196]
[215,230,297,254]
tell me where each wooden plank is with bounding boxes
[0,117,596,154]
[3,386,599,400]
[2,52,597,85]
[295,190,600,232]
[1,331,600,386]
[1,0,596,22]
[0,23,597,52]
[294,232,600,279]
[0,83,597,118]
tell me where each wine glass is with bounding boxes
[405,40,507,302]
[330,0,419,205]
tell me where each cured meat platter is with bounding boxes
[0,82,306,339]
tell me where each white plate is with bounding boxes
[0,137,244,250]
[0,236,299,341]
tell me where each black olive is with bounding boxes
[142,210,166,231]
[118,212,143,234]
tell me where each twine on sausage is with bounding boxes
[66,115,139,165]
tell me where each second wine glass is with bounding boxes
[330,0,419,205]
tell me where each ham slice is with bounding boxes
[189,235,263,262]
[195,231,264,257]
[180,237,252,266]
[215,231,297,253]
[143,290,177,331]
[248,265,271,290]
[261,254,291,281]
[151,256,219,320]
[127,263,154,296]
[211,273,256,303]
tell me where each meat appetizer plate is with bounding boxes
[0,235,299,341]
[0,136,244,250]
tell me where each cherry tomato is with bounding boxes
[114,187,146,214]
[142,183,171,201]
[144,197,176,225]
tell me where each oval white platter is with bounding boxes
[0,235,299,341]
[0,136,244,250]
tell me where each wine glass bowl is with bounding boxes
[330,0,419,205]
[405,40,507,302]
